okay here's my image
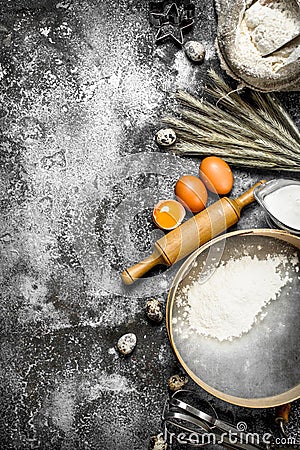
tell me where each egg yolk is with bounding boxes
[153,200,186,230]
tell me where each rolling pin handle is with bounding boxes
[121,250,166,285]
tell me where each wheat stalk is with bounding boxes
[168,115,300,164]
[163,71,300,172]
[172,142,299,171]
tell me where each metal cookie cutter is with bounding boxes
[149,0,195,46]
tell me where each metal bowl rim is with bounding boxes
[166,228,300,408]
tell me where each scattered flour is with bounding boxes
[182,253,298,342]
[1,0,211,323]
[173,50,196,89]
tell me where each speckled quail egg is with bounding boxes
[117,333,137,355]
[184,40,205,62]
[155,128,176,147]
[149,434,168,450]
[168,374,188,392]
[145,298,163,323]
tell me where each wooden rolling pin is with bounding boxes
[121,180,266,285]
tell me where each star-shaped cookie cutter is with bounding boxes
[149,0,195,46]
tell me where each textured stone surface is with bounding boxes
[0,1,299,449]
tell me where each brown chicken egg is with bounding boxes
[200,156,233,195]
[175,175,208,213]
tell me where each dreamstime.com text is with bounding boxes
[163,421,298,447]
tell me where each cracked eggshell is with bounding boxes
[184,40,205,62]
[117,333,137,355]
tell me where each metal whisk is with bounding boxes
[162,390,280,449]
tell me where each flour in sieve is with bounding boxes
[180,253,298,342]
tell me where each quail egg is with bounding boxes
[117,333,137,355]
[184,40,205,62]
[145,298,163,323]
[155,128,176,147]
[168,374,188,392]
[149,434,168,450]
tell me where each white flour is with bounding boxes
[184,253,297,342]
[234,0,300,75]
[244,1,300,56]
